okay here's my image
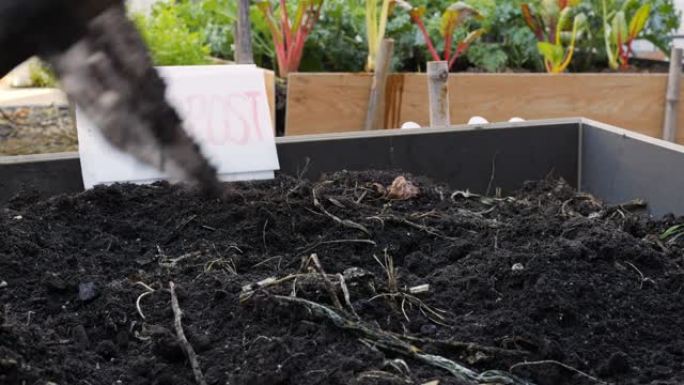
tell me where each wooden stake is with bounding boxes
[663,47,682,143]
[364,39,394,131]
[235,0,254,65]
[427,61,450,127]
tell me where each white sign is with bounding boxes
[76,64,279,189]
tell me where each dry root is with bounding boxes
[169,282,208,385]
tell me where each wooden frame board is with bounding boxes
[285,73,681,142]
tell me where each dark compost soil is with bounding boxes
[1,171,684,385]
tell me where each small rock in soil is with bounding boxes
[600,351,632,376]
[43,273,68,292]
[71,324,90,350]
[115,330,129,350]
[0,280,7,289]
[511,262,525,271]
[78,282,99,302]
[152,332,185,363]
[0,357,18,373]
[420,323,438,335]
[95,340,117,359]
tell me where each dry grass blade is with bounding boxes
[133,281,155,320]
[400,335,528,358]
[357,370,413,384]
[374,214,458,241]
[373,249,398,294]
[510,360,608,384]
[240,275,297,302]
[267,295,504,384]
[313,183,371,235]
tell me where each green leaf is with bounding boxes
[540,0,560,27]
[628,3,651,40]
[555,6,572,44]
[661,224,684,240]
[440,2,482,37]
[466,42,507,72]
[611,10,628,45]
[537,41,564,65]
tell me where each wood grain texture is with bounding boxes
[364,39,394,131]
[263,69,276,131]
[285,73,683,143]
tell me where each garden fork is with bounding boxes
[0,0,221,195]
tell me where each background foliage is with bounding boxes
[132,0,681,73]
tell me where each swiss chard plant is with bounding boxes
[394,1,485,70]
[602,0,651,70]
[521,0,587,73]
[257,0,325,78]
[365,0,394,71]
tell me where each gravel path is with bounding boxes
[0,105,76,155]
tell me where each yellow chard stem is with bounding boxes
[378,0,391,45]
[366,0,378,70]
[559,16,580,72]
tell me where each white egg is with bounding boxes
[401,121,421,129]
[467,116,489,125]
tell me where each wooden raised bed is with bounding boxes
[285,73,683,143]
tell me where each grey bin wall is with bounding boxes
[581,122,684,217]
[277,122,579,193]
[1,119,682,217]
[0,123,579,205]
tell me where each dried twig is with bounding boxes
[269,295,482,383]
[313,183,371,235]
[309,254,344,311]
[357,370,412,384]
[160,251,202,269]
[169,282,208,385]
[400,335,527,358]
[338,273,360,319]
[373,214,458,241]
[485,152,498,197]
[510,360,608,384]
[265,295,530,385]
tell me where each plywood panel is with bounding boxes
[263,69,276,131]
[286,73,373,136]
[286,73,683,143]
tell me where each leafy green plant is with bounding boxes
[660,224,684,243]
[257,0,325,78]
[521,0,588,73]
[465,0,542,72]
[299,2,366,72]
[466,43,509,71]
[602,0,650,70]
[395,1,485,69]
[365,0,394,71]
[642,0,681,54]
[132,4,211,66]
[28,60,57,88]
[172,0,237,60]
